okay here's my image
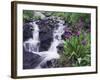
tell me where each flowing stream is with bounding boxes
[23,22,40,53]
[24,20,65,68]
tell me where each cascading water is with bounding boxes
[34,20,66,68]
[31,22,40,52]
[23,22,40,53]
[23,18,65,69]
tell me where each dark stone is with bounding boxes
[39,38,53,51]
[23,23,33,42]
[41,60,53,68]
[23,48,43,69]
[39,26,53,51]
[40,59,59,68]
[57,43,64,50]
[39,30,53,41]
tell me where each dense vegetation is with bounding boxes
[23,10,91,67]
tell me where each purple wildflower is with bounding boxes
[77,31,80,36]
[81,40,87,45]
[73,31,81,37]
[64,29,72,39]
[78,18,84,28]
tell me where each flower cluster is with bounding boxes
[63,18,90,46]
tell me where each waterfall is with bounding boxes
[49,21,65,52]
[32,22,39,41]
[35,20,65,68]
[23,22,40,53]
[23,19,65,68]
[31,22,40,52]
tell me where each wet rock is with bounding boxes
[23,16,66,69]
[39,38,53,51]
[23,23,33,42]
[57,43,64,54]
[39,30,53,41]
[40,59,59,68]
[23,48,43,69]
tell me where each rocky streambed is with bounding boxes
[23,16,67,69]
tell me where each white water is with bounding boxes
[35,20,66,68]
[23,22,40,52]
[24,20,65,68]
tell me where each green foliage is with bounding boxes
[63,32,91,66]
[23,10,41,22]
[23,10,34,20]
[23,10,90,27]
[51,12,90,26]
